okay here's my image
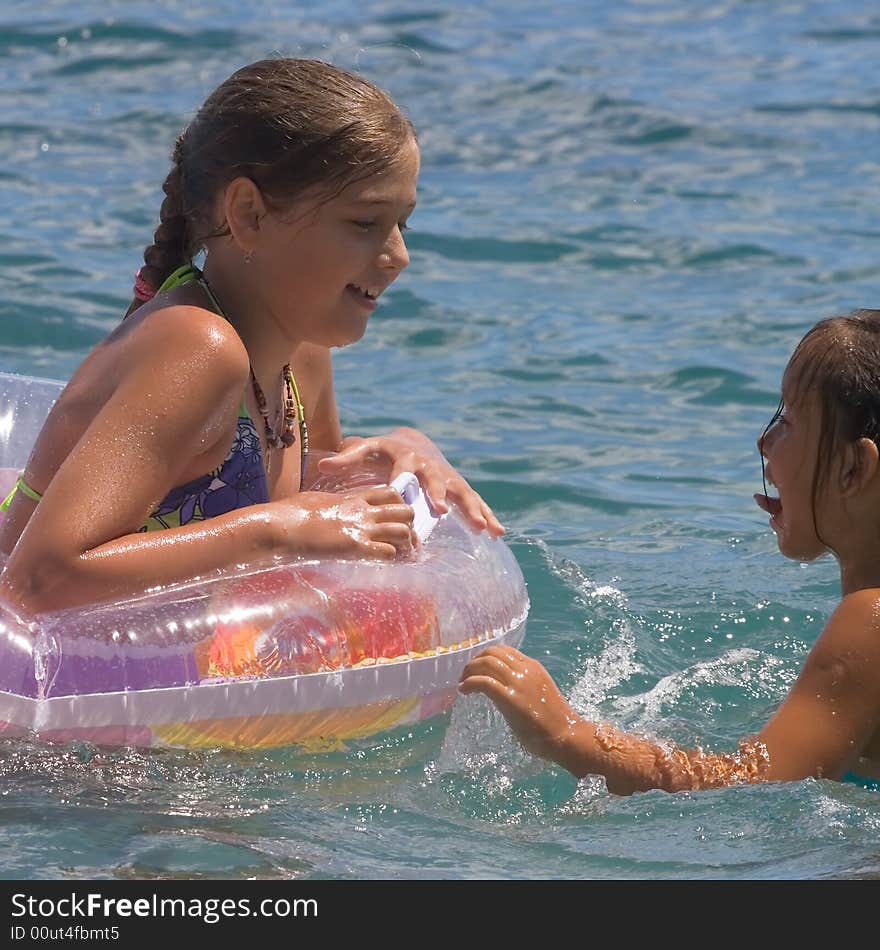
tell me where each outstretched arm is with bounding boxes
[459,645,769,795]
[460,590,880,794]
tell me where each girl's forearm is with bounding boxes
[556,719,770,795]
[554,719,662,793]
[1,504,288,614]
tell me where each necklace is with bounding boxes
[196,269,309,473]
[250,365,299,449]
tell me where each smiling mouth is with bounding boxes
[348,283,380,301]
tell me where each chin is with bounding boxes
[777,534,827,562]
[330,322,369,348]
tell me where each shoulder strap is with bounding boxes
[156,263,200,294]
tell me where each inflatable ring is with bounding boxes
[0,372,528,750]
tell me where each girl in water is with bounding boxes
[461,310,880,794]
[0,58,503,614]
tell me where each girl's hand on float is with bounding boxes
[459,646,582,765]
[285,486,417,560]
[317,428,505,536]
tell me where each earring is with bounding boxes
[244,251,253,264]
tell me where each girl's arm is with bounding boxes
[459,590,880,795]
[0,312,415,614]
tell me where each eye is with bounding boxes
[759,401,786,451]
[768,400,788,429]
[353,220,376,231]
[398,219,410,232]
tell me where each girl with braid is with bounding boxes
[462,311,880,794]
[0,58,503,613]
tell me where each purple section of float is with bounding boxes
[46,650,201,698]
[0,633,201,700]
[0,634,37,699]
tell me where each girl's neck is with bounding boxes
[827,495,880,596]
[201,255,302,380]
[839,563,880,597]
[836,536,880,595]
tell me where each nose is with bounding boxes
[757,421,777,457]
[379,226,410,272]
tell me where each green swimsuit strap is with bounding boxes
[157,263,201,293]
[0,473,43,512]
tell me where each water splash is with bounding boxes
[434,693,543,793]
[33,628,60,700]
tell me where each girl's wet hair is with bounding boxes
[761,309,880,543]
[127,58,416,315]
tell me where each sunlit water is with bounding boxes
[1,0,879,880]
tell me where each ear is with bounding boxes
[840,437,879,497]
[222,177,267,255]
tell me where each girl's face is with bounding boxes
[755,367,829,561]
[254,137,420,348]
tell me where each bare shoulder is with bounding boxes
[824,588,880,638]
[807,588,880,686]
[131,303,249,373]
[118,304,249,403]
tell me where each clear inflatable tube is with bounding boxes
[0,372,528,749]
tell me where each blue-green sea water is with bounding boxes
[2,0,880,881]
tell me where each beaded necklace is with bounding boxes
[249,364,308,453]
[198,273,309,479]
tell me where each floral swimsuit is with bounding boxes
[139,400,270,530]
